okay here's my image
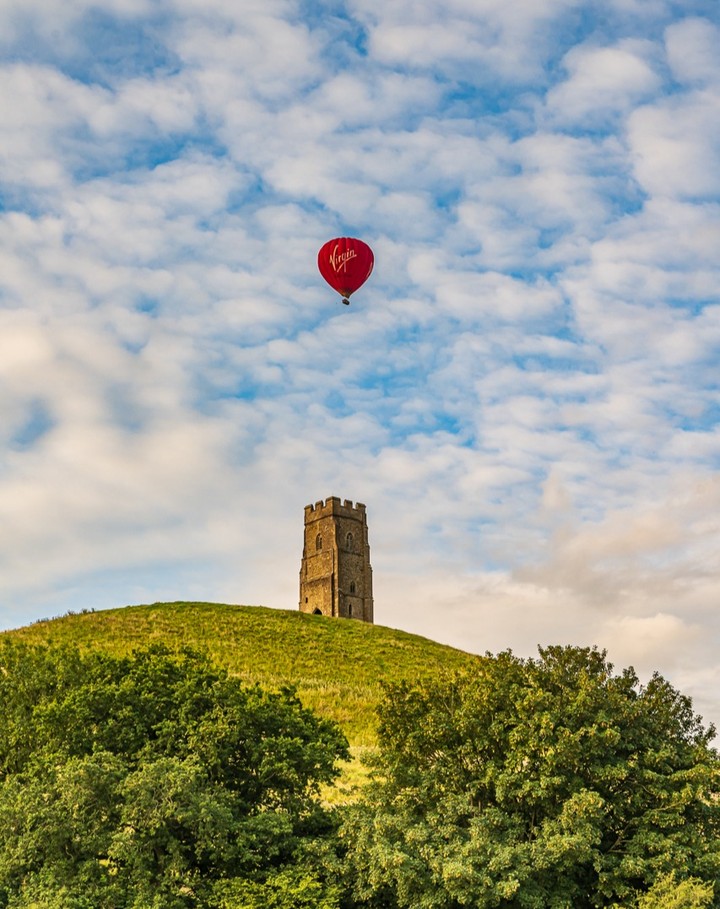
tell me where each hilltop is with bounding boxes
[2,601,479,748]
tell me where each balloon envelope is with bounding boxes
[317,237,374,301]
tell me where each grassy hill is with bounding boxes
[2,601,479,749]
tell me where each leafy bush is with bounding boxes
[345,646,720,908]
[0,642,348,909]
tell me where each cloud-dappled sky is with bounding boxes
[1,0,719,723]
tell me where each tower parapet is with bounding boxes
[299,497,373,622]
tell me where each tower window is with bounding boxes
[349,581,356,594]
[316,533,322,551]
[348,603,353,617]
[346,532,354,549]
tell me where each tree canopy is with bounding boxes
[1,639,718,909]
[345,646,720,909]
[0,641,349,909]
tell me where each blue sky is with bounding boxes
[1,0,719,724]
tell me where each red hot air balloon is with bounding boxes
[317,237,374,305]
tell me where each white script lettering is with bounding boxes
[329,244,357,273]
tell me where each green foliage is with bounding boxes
[0,641,349,909]
[636,873,714,909]
[3,612,718,908]
[345,646,720,909]
[211,867,341,909]
[3,602,478,748]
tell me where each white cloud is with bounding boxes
[628,90,720,198]
[665,17,720,86]
[0,0,719,731]
[358,0,582,80]
[172,15,323,101]
[546,41,661,125]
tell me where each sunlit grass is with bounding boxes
[4,601,479,748]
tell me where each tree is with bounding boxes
[0,641,349,908]
[345,646,720,909]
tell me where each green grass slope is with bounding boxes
[2,602,479,748]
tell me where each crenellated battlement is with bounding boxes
[304,497,366,520]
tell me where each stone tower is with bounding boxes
[299,497,374,622]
